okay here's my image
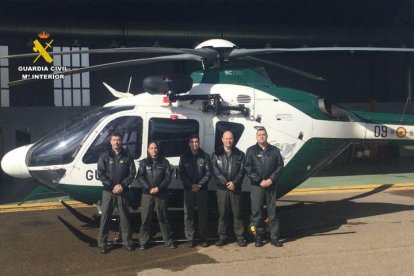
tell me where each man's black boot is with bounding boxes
[271,239,283,247]
[255,236,264,247]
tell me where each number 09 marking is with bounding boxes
[374,125,388,137]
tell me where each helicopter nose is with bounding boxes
[1,145,32,178]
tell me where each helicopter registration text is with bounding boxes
[374,125,388,137]
[86,170,99,181]
[371,125,411,138]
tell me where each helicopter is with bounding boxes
[2,38,414,209]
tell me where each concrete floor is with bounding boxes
[0,185,413,275]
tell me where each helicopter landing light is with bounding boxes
[163,96,170,104]
[170,115,179,120]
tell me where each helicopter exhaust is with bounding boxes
[318,98,351,121]
[143,75,193,95]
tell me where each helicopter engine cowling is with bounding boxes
[318,97,353,121]
[143,75,193,95]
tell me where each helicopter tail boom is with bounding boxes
[354,111,414,141]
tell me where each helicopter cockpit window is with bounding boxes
[27,106,134,166]
[148,118,199,157]
[214,121,245,152]
[83,116,143,164]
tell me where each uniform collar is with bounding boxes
[111,147,124,156]
[255,142,269,151]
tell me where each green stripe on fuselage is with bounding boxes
[353,110,414,125]
[57,184,102,205]
[276,138,350,197]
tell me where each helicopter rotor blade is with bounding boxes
[8,54,203,87]
[229,47,414,58]
[0,47,210,60]
[239,56,325,81]
[57,54,203,75]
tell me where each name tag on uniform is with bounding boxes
[217,160,223,164]
[146,166,151,170]
[257,154,262,158]
[120,160,124,164]
[109,160,114,164]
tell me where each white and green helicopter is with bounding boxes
[2,39,414,209]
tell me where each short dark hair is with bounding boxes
[256,127,267,134]
[111,132,123,139]
[188,134,199,142]
[147,140,159,148]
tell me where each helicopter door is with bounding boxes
[79,115,144,184]
[146,114,202,189]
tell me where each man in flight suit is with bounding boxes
[211,131,247,247]
[179,134,212,248]
[245,127,284,247]
[137,141,176,249]
[97,132,136,254]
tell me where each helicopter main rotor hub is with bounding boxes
[195,39,238,49]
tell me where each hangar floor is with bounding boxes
[0,185,413,275]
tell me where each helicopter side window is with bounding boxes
[148,118,199,157]
[82,116,143,164]
[214,121,245,152]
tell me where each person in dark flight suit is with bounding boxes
[137,141,176,249]
[179,134,212,248]
[245,127,284,247]
[211,131,247,247]
[97,132,136,254]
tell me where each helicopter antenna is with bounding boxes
[127,76,132,93]
[401,65,412,123]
